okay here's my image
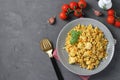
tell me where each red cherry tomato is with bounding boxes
[115,20,120,27]
[59,11,67,20]
[62,4,70,12]
[78,0,87,9]
[74,9,82,17]
[107,16,115,24]
[107,9,115,16]
[69,1,78,10]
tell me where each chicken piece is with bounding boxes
[69,57,76,64]
[85,42,92,49]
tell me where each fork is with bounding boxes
[40,39,64,80]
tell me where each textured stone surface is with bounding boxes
[0,0,120,80]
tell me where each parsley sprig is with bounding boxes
[70,30,81,45]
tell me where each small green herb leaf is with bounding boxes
[102,4,107,10]
[70,30,81,45]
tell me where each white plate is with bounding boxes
[56,18,115,75]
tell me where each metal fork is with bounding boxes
[40,39,64,80]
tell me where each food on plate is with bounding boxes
[65,24,108,70]
[70,30,81,45]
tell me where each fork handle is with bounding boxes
[50,57,64,80]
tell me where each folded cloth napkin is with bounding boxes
[53,49,91,80]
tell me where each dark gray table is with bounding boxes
[0,0,120,80]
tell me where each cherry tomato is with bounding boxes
[59,11,67,20]
[69,1,78,10]
[107,16,115,24]
[74,9,82,17]
[62,4,70,12]
[115,20,120,27]
[78,0,87,9]
[107,9,115,16]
